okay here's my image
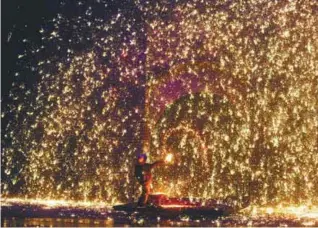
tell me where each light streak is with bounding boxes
[159,204,196,209]
[1,198,113,209]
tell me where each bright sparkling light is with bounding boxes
[1,198,112,209]
[244,205,318,219]
[160,204,196,209]
[2,0,318,209]
[165,154,173,163]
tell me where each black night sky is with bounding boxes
[2,0,58,98]
[2,0,139,99]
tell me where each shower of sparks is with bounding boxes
[1,0,318,210]
[1,198,112,209]
[244,205,318,219]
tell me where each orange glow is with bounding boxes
[160,204,196,209]
[165,153,173,163]
[152,192,166,195]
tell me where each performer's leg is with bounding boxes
[137,184,147,206]
[143,182,151,205]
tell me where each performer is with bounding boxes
[134,153,164,206]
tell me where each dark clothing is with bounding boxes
[135,161,163,206]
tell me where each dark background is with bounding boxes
[1,0,140,100]
[2,0,60,99]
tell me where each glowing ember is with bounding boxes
[160,204,196,209]
[165,154,173,163]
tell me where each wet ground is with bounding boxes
[2,200,318,227]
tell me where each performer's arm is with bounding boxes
[151,160,164,169]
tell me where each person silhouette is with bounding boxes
[134,153,164,206]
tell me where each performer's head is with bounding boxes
[137,153,147,164]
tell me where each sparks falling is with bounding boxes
[2,0,318,207]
